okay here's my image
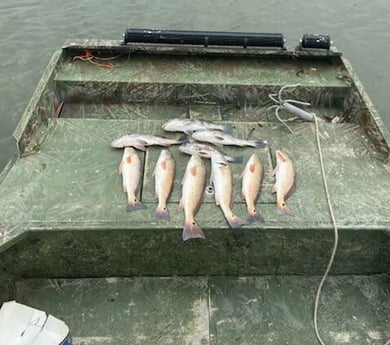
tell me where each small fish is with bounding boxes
[241,153,265,223]
[163,118,233,135]
[191,130,267,148]
[210,151,247,228]
[272,150,296,215]
[179,155,206,241]
[153,150,176,220]
[111,134,184,150]
[179,142,243,163]
[119,147,146,212]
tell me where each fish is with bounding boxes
[119,147,146,212]
[179,155,207,241]
[191,130,267,148]
[179,142,243,163]
[153,149,176,220]
[241,153,265,223]
[163,118,233,135]
[111,134,185,150]
[210,151,247,228]
[272,150,296,215]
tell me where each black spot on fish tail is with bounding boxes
[153,206,170,221]
[182,221,205,241]
[127,199,147,212]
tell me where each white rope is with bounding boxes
[312,115,390,345]
[313,115,340,345]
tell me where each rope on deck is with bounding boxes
[310,115,388,345]
[313,115,340,345]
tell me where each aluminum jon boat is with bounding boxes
[0,29,389,345]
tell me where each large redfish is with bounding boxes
[111,134,184,151]
[179,155,206,241]
[210,151,247,228]
[191,130,267,148]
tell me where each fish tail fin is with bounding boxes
[227,214,248,228]
[254,139,268,148]
[154,206,170,221]
[182,220,205,241]
[223,124,233,134]
[178,134,190,144]
[247,210,265,224]
[127,198,147,212]
[229,155,243,164]
[277,202,292,216]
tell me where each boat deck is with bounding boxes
[1,275,386,345]
[0,118,389,276]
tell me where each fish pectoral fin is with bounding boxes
[131,144,146,151]
[271,184,277,194]
[119,161,124,174]
[271,167,277,177]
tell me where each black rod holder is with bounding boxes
[124,28,285,48]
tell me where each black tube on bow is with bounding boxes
[124,28,285,48]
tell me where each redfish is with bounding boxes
[111,134,184,151]
[241,153,265,223]
[119,147,146,212]
[191,130,267,148]
[163,118,233,135]
[179,142,243,163]
[179,155,206,241]
[153,149,175,220]
[272,150,295,215]
[210,151,247,228]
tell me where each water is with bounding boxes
[1,0,389,171]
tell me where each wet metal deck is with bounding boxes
[7,275,389,345]
[0,118,389,276]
